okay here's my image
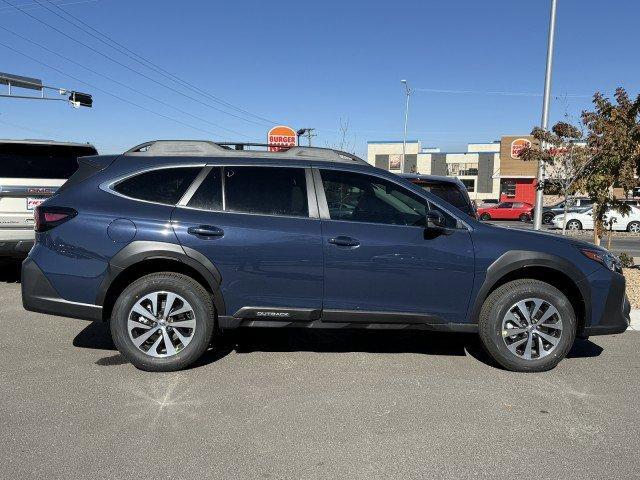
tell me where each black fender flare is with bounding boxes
[96,241,226,315]
[468,250,591,324]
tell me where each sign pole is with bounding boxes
[533,0,558,230]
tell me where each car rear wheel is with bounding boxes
[480,213,491,221]
[566,219,582,230]
[110,272,215,371]
[478,279,576,372]
[628,221,640,233]
[542,212,555,224]
[519,213,531,222]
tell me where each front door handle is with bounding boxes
[328,236,360,247]
[187,225,224,238]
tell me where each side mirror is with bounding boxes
[426,210,447,229]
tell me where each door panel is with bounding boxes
[321,220,475,322]
[315,167,475,324]
[172,209,323,315]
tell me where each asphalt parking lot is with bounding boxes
[1,263,639,480]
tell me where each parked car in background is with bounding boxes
[553,205,640,232]
[477,201,534,222]
[0,139,97,258]
[400,173,476,218]
[22,140,630,373]
[542,197,594,224]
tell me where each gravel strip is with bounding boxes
[624,268,640,309]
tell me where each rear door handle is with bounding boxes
[187,225,224,238]
[328,236,360,247]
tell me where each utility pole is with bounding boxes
[533,0,558,230]
[400,79,411,173]
[296,128,316,147]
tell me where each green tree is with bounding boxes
[581,88,640,245]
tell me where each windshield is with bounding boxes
[0,143,97,179]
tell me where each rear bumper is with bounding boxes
[0,239,34,257]
[21,257,102,321]
[582,271,630,336]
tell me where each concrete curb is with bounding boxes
[628,309,640,332]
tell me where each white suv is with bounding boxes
[0,139,97,257]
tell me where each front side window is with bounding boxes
[497,202,512,209]
[224,166,308,217]
[321,170,458,228]
[113,167,200,204]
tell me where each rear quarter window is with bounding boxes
[113,167,200,205]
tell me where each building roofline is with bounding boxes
[367,140,419,144]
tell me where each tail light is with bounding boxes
[34,206,77,232]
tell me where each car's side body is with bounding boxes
[542,197,594,223]
[22,142,629,347]
[553,205,640,231]
[477,201,534,221]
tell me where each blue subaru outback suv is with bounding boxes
[22,140,630,372]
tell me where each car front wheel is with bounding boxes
[478,279,576,372]
[110,272,215,371]
[542,213,555,224]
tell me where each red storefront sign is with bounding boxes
[267,126,297,152]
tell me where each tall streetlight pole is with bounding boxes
[400,79,411,173]
[533,0,558,230]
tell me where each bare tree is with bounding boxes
[326,117,357,153]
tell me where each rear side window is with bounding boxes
[224,166,308,217]
[187,167,222,210]
[0,143,97,179]
[113,167,200,205]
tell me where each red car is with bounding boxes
[477,201,533,222]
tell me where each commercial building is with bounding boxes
[367,136,538,204]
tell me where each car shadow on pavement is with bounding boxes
[0,259,22,283]
[73,322,604,370]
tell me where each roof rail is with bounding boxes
[123,140,368,164]
[125,140,227,156]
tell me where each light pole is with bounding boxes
[400,79,411,173]
[533,0,558,230]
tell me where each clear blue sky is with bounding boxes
[1,0,638,156]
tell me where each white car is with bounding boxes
[553,205,640,233]
[0,139,97,258]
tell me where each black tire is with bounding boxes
[478,279,576,372]
[542,212,555,224]
[110,272,215,372]
[480,213,491,221]
[566,219,582,231]
[519,213,531,222]
[627,221,640,233]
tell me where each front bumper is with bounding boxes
[581,270,630,336]
[22,257,102,321]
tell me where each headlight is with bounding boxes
[580,248,621,272]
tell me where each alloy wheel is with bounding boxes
[567,220,581,230]
[501,298,563,361]
[127,291,196,358]
[629,222,640,233]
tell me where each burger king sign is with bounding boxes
[267,126,297,152]
[510,138,532,159]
